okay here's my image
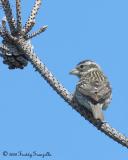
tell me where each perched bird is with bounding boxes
[70,60,112,121]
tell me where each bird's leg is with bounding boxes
[22,0,42,34]
[1,0,16,34]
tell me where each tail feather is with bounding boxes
[91,104,104,121]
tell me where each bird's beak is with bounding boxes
[69,68,79,75]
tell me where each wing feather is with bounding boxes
[76,70,111,103]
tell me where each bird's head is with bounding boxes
[69,60,101,78]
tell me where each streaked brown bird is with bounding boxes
[70,60,112,121]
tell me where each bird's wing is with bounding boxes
[77,79,111,103]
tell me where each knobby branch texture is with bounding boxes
[0,0,128,148]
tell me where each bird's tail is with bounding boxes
[91,104,104,121]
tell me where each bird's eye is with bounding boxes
[80,65,84,69]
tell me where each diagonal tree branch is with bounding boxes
[23,0,42,34]
[16,0,22,32]
[25,25,48,40]
[1,0,16,34]
[23,20,35,35]
[0,20,17,42]
[14,39,128,148]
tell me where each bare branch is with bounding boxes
[15,39,128,148]
[1,0,16,34]
[23,0,42,34]
[16,0,22,32]
[0,19,17,42]
[23,20,35,35]
[25,25,48,40]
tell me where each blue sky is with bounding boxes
[0,0,128,159]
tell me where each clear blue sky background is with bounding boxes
[0,0,128,159]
